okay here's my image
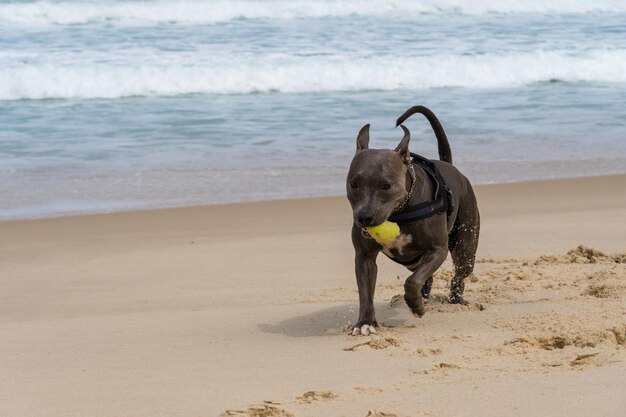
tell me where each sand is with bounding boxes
[0,174,625,417]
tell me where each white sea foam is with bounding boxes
[1,0,625,26]
[2,50,625,100]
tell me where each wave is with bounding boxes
[2,50,625,100]
[1,0,625,26]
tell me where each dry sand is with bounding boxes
[1,174,625,417]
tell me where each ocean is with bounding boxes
[1,0,625,219]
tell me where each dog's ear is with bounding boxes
[356,124,370,151]
[395,125,411,164]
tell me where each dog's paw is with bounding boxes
[449,294,469,305]
[410,309,425,318]
[350,324,378,336]
[404,294,425,318]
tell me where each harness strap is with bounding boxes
[388,153,453,224]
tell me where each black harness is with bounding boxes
[374,153,454,266]
[389,153,454,224]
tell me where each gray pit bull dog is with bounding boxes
[346,105,480,336]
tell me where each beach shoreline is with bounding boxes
[1,174,625,417]
[1,172,625,224]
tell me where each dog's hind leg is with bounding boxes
[448,205,480,304]
[449,250,475,304]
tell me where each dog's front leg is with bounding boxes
[352,248,379,336]
[404,248,448,317]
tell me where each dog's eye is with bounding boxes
[382,183,391,190]
[350,181,358,189]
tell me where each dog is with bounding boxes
[346,105,480,336]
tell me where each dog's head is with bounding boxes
[347,124,412,227]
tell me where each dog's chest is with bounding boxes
[381,233,413,257]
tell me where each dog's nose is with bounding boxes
[357,213,375,226]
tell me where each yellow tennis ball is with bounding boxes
[366,221,401,245]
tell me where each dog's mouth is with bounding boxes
[353,216,389,229]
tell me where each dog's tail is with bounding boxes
[396,105,452,165]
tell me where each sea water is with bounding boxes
[1,0,625,219]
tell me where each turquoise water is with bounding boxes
[1,1,625,219]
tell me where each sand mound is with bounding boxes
[466,246,626,305]
[582,284,622,299]
[479,246,625,265]
[535,245,625,265]
[498,313,625,351]
[295,246,623,312]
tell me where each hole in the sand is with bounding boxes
[365,411,398,417]
[344,337,401,351]
[570,352,600,366]
[296,390,337,403]
[435,362,460,369]
[220,403,294,417]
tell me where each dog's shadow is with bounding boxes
[258,302,410,337]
